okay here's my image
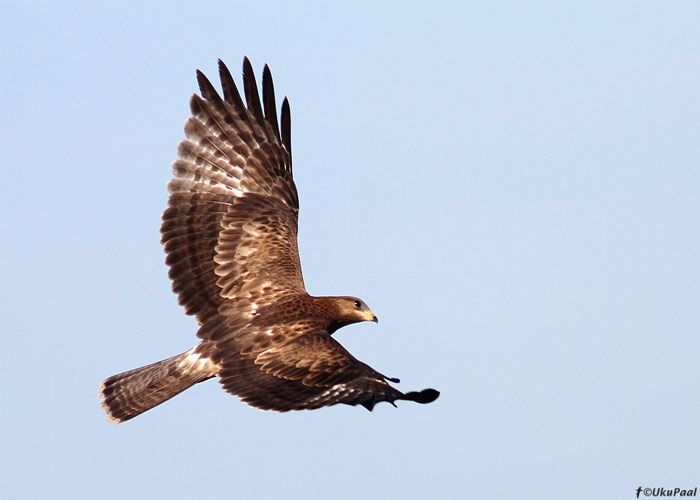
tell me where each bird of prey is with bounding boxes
[99,58,439,423]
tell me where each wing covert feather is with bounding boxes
[213,320,407,411]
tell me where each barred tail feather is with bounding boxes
[99,347,217,423]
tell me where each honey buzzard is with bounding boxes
[99,58,439,423]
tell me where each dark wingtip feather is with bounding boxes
[218,59,245,108]
[361,393,380,411]
[281,97,292,159]
[401,388,440,404]
[262,64,280,139]
[242,57,264,122]
[196,69,222,102]
[189,94,203,115]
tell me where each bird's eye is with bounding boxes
[353,300,362,308]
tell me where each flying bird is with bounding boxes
[99,58,439,423]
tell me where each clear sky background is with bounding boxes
[1,2,698,499]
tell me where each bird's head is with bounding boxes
[326,296,378,333]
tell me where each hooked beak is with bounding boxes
[363,310,378,323]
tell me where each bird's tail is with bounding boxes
[99,347,217,423]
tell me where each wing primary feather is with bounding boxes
[400,388,440,404]
[242,57,265,123]
[281,97,292,166]
[218,59,245,108]
[262,64,280,139]
[196,69,223,103]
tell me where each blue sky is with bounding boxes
[2,2,698,499]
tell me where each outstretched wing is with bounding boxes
[207,318,439,411]
[161,58,303,326]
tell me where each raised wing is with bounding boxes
[209,318,439,411]
[161,58,303,325]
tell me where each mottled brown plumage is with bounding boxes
[99,58,439,423]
